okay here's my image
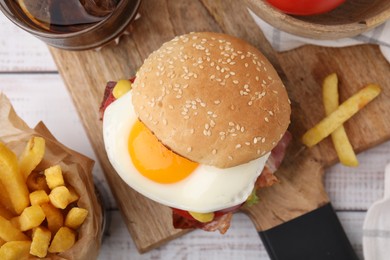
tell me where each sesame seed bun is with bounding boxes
[132,32,291,168]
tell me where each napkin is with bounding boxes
[248,9,390,63]
[363,164,390,260]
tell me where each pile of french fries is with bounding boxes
[302,73,381,166]
[0,136,88,259]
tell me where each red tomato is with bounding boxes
[266,0,345,15]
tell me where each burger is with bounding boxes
[101,32,291,233]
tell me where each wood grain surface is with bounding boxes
[48,0,390,253]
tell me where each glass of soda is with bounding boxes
[0,0,142,50]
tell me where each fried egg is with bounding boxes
[103,91,269,213]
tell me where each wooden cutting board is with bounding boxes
[49,0,390,253]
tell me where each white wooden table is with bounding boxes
[1,14,389,260]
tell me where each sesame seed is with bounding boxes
[212,149,217,154]
[233,80,239,84]
[245,142,250,146]
[262,137,266,143]
[187,147,192,152]
[228,156,233,160]
[265,117,269,122]
[163,119,168,125]
[190,128,195,134]
[229,122,234,126]
[214,100,221,105]
[235,144,241,149]
[257,150,261,155]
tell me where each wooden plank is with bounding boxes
[48,0,390,252]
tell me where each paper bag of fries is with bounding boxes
[0,93,103,259]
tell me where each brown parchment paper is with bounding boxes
[0,93,103,260]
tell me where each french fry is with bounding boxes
[29,190,49,206]
[302,84,381,147]
[40,203,63,234]
[19,136,45,180]
[323,73,358,166]
[0,142,30,214]
[67,185,80,204]
[44,165,64,190]
[0,216,29,241]
[14,205,46,231]
[65,207,88,230]
[49,186,71,209]
[30,227,51,258]
[0,204,14,220]
[26,171,50,193]
[48,227,76,253]
[0,241,31,260]
[0,183,13,216]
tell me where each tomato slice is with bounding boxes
[266,0,345,15]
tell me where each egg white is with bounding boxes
[103,91,269,213]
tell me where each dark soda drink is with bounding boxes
[10,0,119,33]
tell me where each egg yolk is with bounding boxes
[128,120,198,184]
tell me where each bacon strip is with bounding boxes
[99,81,117,120]
[172,211,233,234]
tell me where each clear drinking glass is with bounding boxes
[0,0,142,50]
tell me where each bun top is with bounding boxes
[132,32,290,168]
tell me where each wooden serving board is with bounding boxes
[49,0,390,253]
